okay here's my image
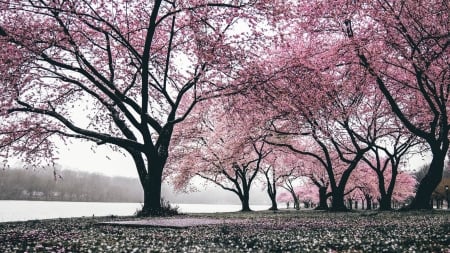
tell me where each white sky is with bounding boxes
[56,140,137,178]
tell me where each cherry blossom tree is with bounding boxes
[259,149,287,211]
[169,100,270,212]
[0,0,277,215]
[259,163,279,210]
[258,147,315,211]
[353,1,449,210]
[363,130,423,210]
[258,62,377,211]
[299,0,449,210]
[278,167,303,210]
[348,163,380,210]
[298,156,331,210]
[192,143,266,212]
[233,19,411,211]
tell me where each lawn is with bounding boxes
[0,210,448,252]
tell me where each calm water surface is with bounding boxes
[0,200,271,222]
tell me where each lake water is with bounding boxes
[0,201,271,222]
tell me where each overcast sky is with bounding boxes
[56,141,137,178]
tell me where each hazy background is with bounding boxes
[0,167,271,205]
[1,139,431,205]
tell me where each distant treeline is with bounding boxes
[0,169,143,202]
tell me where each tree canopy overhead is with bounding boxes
[236,0,449,210]
[0,0,278,215]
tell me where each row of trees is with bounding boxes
[0,0,448,214]
[0,169,143,202]
[166,98,420,211]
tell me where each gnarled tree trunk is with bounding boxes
[268,192,278,211]
[315,186,329,210]
[131,147,169,216]
[365,195,372,210]
[141,167,164,215]
[241,188,252,212]
[330,188,348,211]
[407,149,446,210]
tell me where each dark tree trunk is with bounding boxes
[379,194,392,211]
[269,197,278,211]
[348,199,353,210]
[330,189,347,211]
[407,150,445,210]
[295,199,300,210]
[238,182,252,212]
[328,152,364,212]
[241,193,251,212]
[376,160,397,211]
[141,168,163,215]
[129,144,169,217]
[266,177,278,211]
[290,192,300,210]
[365,195,372,210]
[241,203,251,211]
[315,186,329,210]
[138,155,166,216]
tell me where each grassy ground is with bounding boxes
[0,210,448,252]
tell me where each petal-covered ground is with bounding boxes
[0,210,448,252]
[98,217,244,228]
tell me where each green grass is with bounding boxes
[0,210,448,252]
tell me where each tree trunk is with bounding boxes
[348,199,353,210]
[365,195,372,210]
[267,181,278,211]
[330,189,347,211]
[315,186,329,210]
[407,150,445,210]
[241,194,251,212]
[379,193,392,211]
[290,192,300,210]
[241,202,251,212]
[240,186,252,212]
[269,196,278,211]
[140,163,164,216]
[377,160,396,211]
[129,149,166,216]
[328,155,363,212]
